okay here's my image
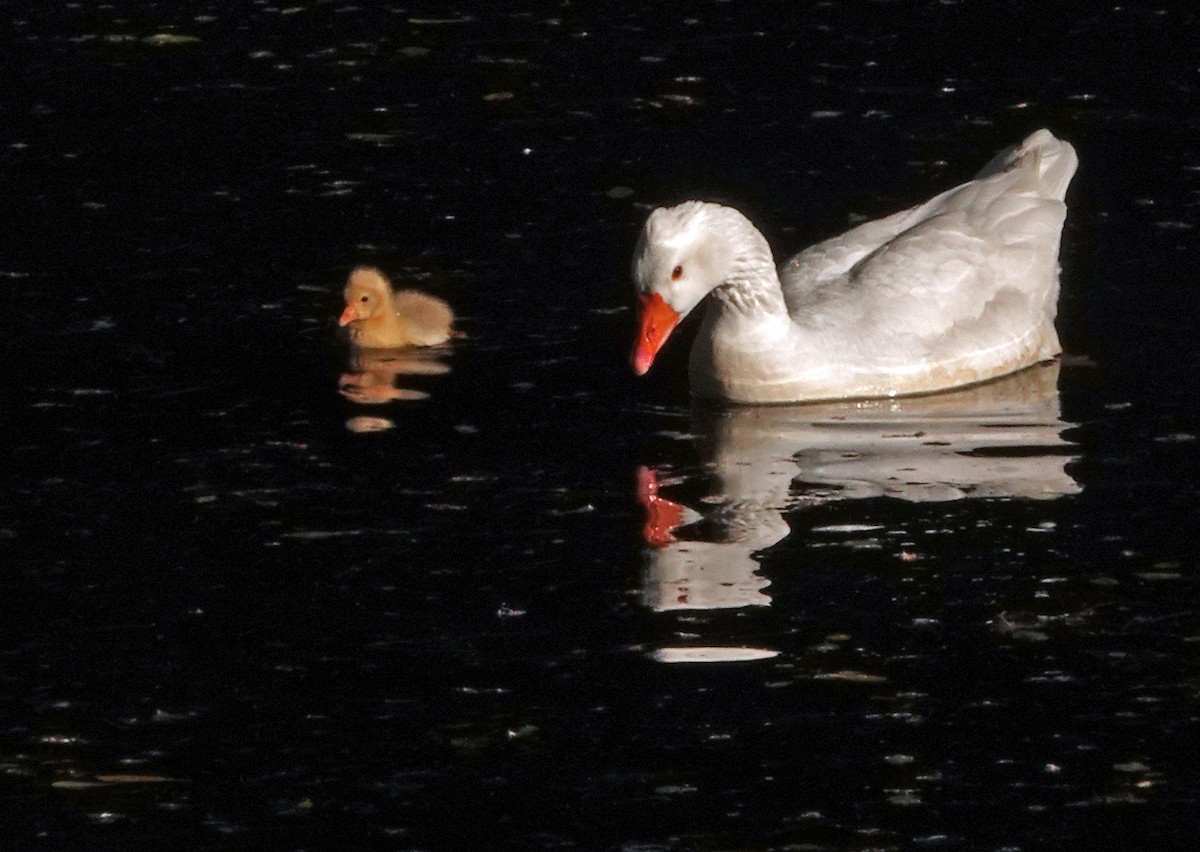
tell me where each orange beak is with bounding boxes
[631,292,681,376]
[338,303,359,326]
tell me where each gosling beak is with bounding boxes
[631,292,681,376]
[338,304,358,326]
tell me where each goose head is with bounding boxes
[630,202,749,375]
[339,267,391,327]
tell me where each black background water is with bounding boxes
[3,2,1199,849]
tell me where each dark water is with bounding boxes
[4,2,1200,849]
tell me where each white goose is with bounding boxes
[631,129,1078,404]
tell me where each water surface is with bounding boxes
[3,3,1199,849]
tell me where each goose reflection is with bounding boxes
[338,346,452,432]
[638,362,1080,624]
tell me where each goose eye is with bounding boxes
[671,265,683,281]
[360,294,369,302]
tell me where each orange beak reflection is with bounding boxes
[631,292,681,376]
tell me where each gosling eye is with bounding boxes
[360,294,369,303]
[671,265,683,281]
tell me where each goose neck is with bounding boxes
[711,248,788,321]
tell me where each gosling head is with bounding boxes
[338,267,392,326]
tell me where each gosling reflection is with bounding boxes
[639,362,1080,615]
[338,347,453,432]
[339,346,451,403]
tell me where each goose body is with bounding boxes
[339,266,454,349]
[631,129,1078,404]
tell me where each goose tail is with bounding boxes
[976,129,1078,202]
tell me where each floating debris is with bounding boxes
[279,529,362,541]
[52,780,106,790]
[817,670,888,683]
[655,784,698,795]
[408,16,474,25]
[38,734,87,745]
[812,523,885,534]
[143,33,201,46]
[96,774,175,784]
[1113,761,1151,774]
[345,133,396,144]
